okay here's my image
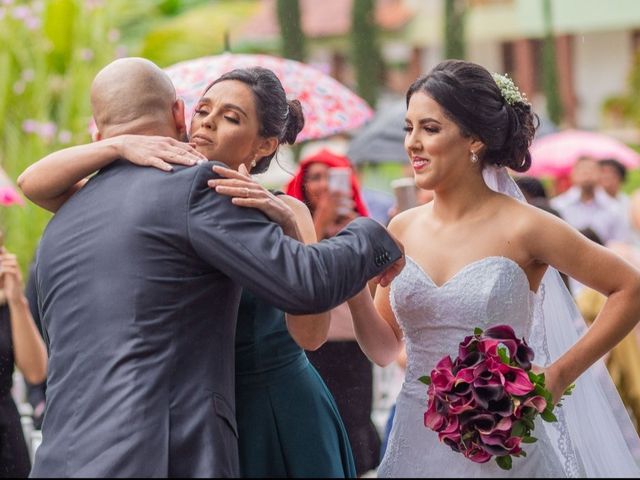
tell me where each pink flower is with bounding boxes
[502,366,535,396]
[464,444,493,463]
[431,356,455,393]
[485,355,534,396]
[469,365,506,410]
[484,324,518,341]
[461,413,496,432]
[447,393,476,415]
[515,341,535,370]
[479,431,522,457]
[517,395,547,414]
[458,335,478,360]
[439,416,462,447]
[456,366,477,383]
[493,416,513,432]
[479,338,518,359]
[0,187,24,206]
[424,399,447,431]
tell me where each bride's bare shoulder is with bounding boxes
[387,202,432,236]
[493,192,566,234]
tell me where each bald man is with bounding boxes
[28,58,403,477]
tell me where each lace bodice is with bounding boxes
[378,255,566,478]
[391,256,538,402]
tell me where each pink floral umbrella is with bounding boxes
[0,167,23,207]
[164,53,373,143]
[529,129,640,178]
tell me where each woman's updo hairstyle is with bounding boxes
[406,60,539,173]
[205,66,305,174]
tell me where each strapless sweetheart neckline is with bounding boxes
[379,254,564,477]
[404,255,535,294]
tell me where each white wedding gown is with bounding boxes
[378,256,566,477]
[378,256,640,478]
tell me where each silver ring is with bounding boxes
[244,188,250,198]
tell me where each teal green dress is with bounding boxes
[235,290,356,478]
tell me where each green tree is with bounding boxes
[542,0,562,124]
[276,0,306,61]
[351,0,382,108]
[444,0,466,59]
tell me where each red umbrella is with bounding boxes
[164,53,373,142]
[0,167,23,207]
[529,129,640,178]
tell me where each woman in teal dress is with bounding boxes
[235,288,355,477]
[20,66,356,478]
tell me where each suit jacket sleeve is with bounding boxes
[186,162,402,315]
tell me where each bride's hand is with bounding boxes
[208,164,298,235]
[117,135,207,171]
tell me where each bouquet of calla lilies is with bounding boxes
[420,325,574,470]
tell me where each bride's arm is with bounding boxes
[347,282,403,366]
[346,213,407,366]
[18,135,205,213]
[524,206,640,403]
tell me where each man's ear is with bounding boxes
[91,117,101,142]
[172,98,188,141]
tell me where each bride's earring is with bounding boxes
[250,158,257,169]
[470,151,479,164]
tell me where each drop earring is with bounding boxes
[470,151,479,163]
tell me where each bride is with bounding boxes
[210,60,640,476]
[339,60,640,477]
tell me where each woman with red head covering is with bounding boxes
[286,149,369,239]
[286,148,382,476]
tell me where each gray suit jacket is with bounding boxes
[31,160,400,478]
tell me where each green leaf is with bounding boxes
[474,327,483,336]
[496,455,513,470]
[511,420,526,438]
[522,417,535,430]
[534,384,552,402]
[540,408,558,423]
[563,383,576,396]
[418,375,431,386]
[522,436,538,444]
[497,345,510,365]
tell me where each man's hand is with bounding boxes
[373,230,405,288]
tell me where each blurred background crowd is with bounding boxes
[3,0,640,476]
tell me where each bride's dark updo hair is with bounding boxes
[204,66,305,174]
[406,60,539,173]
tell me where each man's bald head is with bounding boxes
[91,57,179,137]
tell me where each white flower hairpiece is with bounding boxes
[492,73,528,106]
